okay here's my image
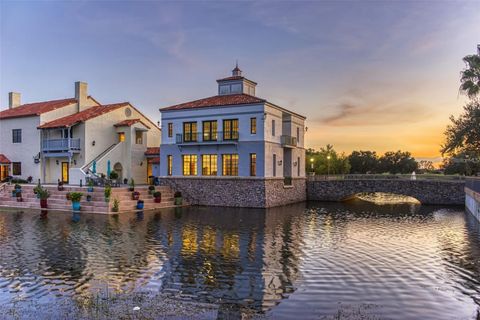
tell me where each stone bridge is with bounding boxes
[307,175,465,205]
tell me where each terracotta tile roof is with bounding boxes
[160,94,265,111]
[0,98,77,120]
[38,102,128,129]
[145,147,160,156]
[0,154,11,164]
[216,76,257,85]
[148,157,160,164]
[114,118,151,129]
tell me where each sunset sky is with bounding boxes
[1,1,479,163]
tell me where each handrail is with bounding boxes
[82,143,119,171]
[0,182,9,194]
[308,174,466,181]
[176,131,239,144]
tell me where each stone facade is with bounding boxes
[159,177,306,208]
[307,179,465,205]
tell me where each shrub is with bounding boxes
[153,191,161,198]
[112,198,120,212]
[104,185,112,199]
[37,187,50,200]
[69,192,83,202]
[11,178,28,184]
[109,171,119,179]
[88,180,94,187]
[148,185,155,191]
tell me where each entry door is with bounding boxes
[61,162,69,183]
[147,162,152,183]
[0,165,8,181]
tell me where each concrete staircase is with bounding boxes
[0,184,179,214]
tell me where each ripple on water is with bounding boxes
[0,203,479,319]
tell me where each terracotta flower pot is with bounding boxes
[40,199,48,208]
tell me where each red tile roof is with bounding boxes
[160,94,265,111]
[0,154,11,164]
[0,98,77,120]
[145,147,160,156]
[148,156,160,164]
[38,102,128,129]
[114,118,151,129]
[216,76,257,85]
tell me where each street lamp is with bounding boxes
[327,155,331,176]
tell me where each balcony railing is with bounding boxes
[42,138,81,152]
[281,135,298,148]
[176,131,239,144]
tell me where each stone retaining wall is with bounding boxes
[159,177,306,208]
[307,179,465,205]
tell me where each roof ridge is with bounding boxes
[160,93,265,111]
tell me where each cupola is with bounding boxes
[216,63,257,96]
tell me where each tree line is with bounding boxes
[306,146,421,175]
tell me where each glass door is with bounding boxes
[61,162,69,183]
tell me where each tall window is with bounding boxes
[135,131,143,144]
[273,154,277,177]
[168,123,173,137]
[118,132,125,142]
[250,118,256,134]
[12,162,21,175]
[297,127,300,142]
[183,122,197,142]
[12,129,21,143]
[167,155,173,176]
[297,156,301,176]
[250,153,256,176]
[222,154,239,176]
[202,121,217,141]
[202,154,218,175]
[272,120,276,136]
[182,154,197,175]
[223,119,239,140]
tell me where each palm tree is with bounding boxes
[460,45,480,100]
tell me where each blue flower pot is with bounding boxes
[72,201,81,211]
[87,187,94,192]
[136,202,144,210]
[11,190,17,197]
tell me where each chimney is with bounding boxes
[75,81,88,112]
[8,92,21,109]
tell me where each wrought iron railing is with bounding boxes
[41,138,81,152]
[281,135,298,147]
[176,131,239,144]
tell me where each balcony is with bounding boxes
[281,135,297,148]
[176,131,239,145]
[41,138,81,155]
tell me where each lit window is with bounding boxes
[250,153,256,176]
[223,119,239,140]
[182,154,197,176]
[167,155,172,176]
[183,122,197,142]
[135,131,143,144]
[12,162,21,175]
[202,121,217,141]
[168,123,173,138]
[202,154,217,175]
[118,132,125,142]
[250,118,256,134]
[12,129,21,143]
[222,154,238,176]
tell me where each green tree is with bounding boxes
[460,46,480,100]
[418,160,435,173]
[441,151,480,175]
[306,144,350,175]
[348,151,379,173]
[378,151,418,174]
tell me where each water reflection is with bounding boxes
[0,201,478,319]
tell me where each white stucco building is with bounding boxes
[0,82,161,184]
[159,65,306,179]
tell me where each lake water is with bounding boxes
[0,200,478,319]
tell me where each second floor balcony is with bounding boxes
[42,138,81,153]
[176,131,239,145]
[281,135,298,148]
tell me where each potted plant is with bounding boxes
[16,190,22,199]
[86,194,92,202]
[27,176,33,183]
[132,191,140,200]
[66,192,71,200]
[69,192,83,211]
[148,185,155,195]
[104,185,112,202]
[11,189,17,197]
[109,171,118,180]
[174,191,183,205]
[136,200,144,210]
[128,178,135,192]
[14,184,21,192]
[87,180,94,192]
[33,181,42,198]
[112,198,120,212]
[58,181,64,191]
[38,187,50,208]
[153,191,161,203]
[17,196,23,202]
[123,178,128,185]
